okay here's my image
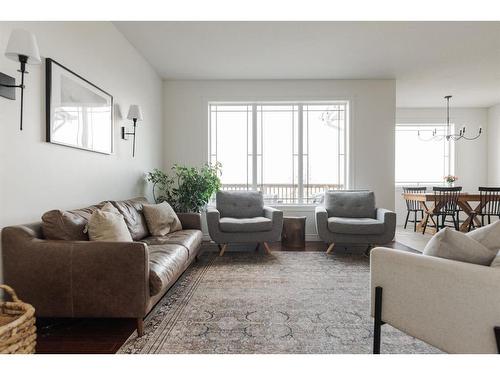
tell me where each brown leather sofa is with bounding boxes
[1,197,202,336]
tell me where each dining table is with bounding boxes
[402,192,487,234]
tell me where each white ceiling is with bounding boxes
[114,22,500,108]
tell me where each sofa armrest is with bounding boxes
[376,207,396,224]
[206,206,220,223]
[263,206,283,222]
[376,208,396,240]
[177,212,202,230]
[70,240,149,317]
[2,226,149,318]
[263,206,284,234]
[315,205,328,218]
[315,206,331,240]
[206,206,221,238]
[370,247,500,353]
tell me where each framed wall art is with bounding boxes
[46,58,113,154]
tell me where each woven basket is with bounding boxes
[0,285,36,354]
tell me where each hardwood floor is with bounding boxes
[36,318,137,354]
[34,240,414,354]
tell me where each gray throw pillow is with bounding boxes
[423,227,496,266]
[466,220,500,253]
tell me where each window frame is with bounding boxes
[395,123,455,186]
[208,100,350,205]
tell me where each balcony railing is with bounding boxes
[220,183,343,204]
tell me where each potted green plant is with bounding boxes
[146,162,222,213]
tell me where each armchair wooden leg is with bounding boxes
[263,242,272,254]
[137,318,144,337]
[373,286,384,354]
[255,243,260,252]
[326,243,335,254]
[219,244,228,257]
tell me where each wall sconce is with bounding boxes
[0,29,41,131]
[121,104,143,157]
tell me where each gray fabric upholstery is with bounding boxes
[315,191,396,245]
[219,217,273,233]
[324,191,376,218]
[327,217,385,235]
[216,190,264,218]
[207,203,283,244]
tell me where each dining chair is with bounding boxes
[468,187,500,231]
[422,186,462,234]
[402,186,426,232]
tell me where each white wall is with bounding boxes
[0,22,164,281]
[395,107,488,224]
[163,79,396,239]
[488,104,500,185]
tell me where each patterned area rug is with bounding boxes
[118,250,440,354]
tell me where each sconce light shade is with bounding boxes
[5,29,41,65]
[127,104,143,121]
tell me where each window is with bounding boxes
[395,124,454,185]
[209,102,349,204]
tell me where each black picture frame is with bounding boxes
[45,58,114,154]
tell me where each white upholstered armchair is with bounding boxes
[370,247,500,354]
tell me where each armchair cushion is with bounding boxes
[324,191,375,218]
[219,217,273,233]
[216,190,264,218]
[327,217,385,235]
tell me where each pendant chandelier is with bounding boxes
[418,95,482,141]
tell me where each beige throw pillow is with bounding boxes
[490,250,500,267]
[466,220,500,253]
[423,227,496,266]
[143,202,182,236]
[87,202,133,242]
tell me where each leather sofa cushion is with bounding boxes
[324,191,376,218]
[327,217,385,235]
[109,197,149,240]
[41,204,102,240]
[141,229,202,258]
[148,243,188,296]
[216,190,264,218]
[219,217,273,233]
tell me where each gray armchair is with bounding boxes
[315,191,396,254]
[207,191,284,256]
